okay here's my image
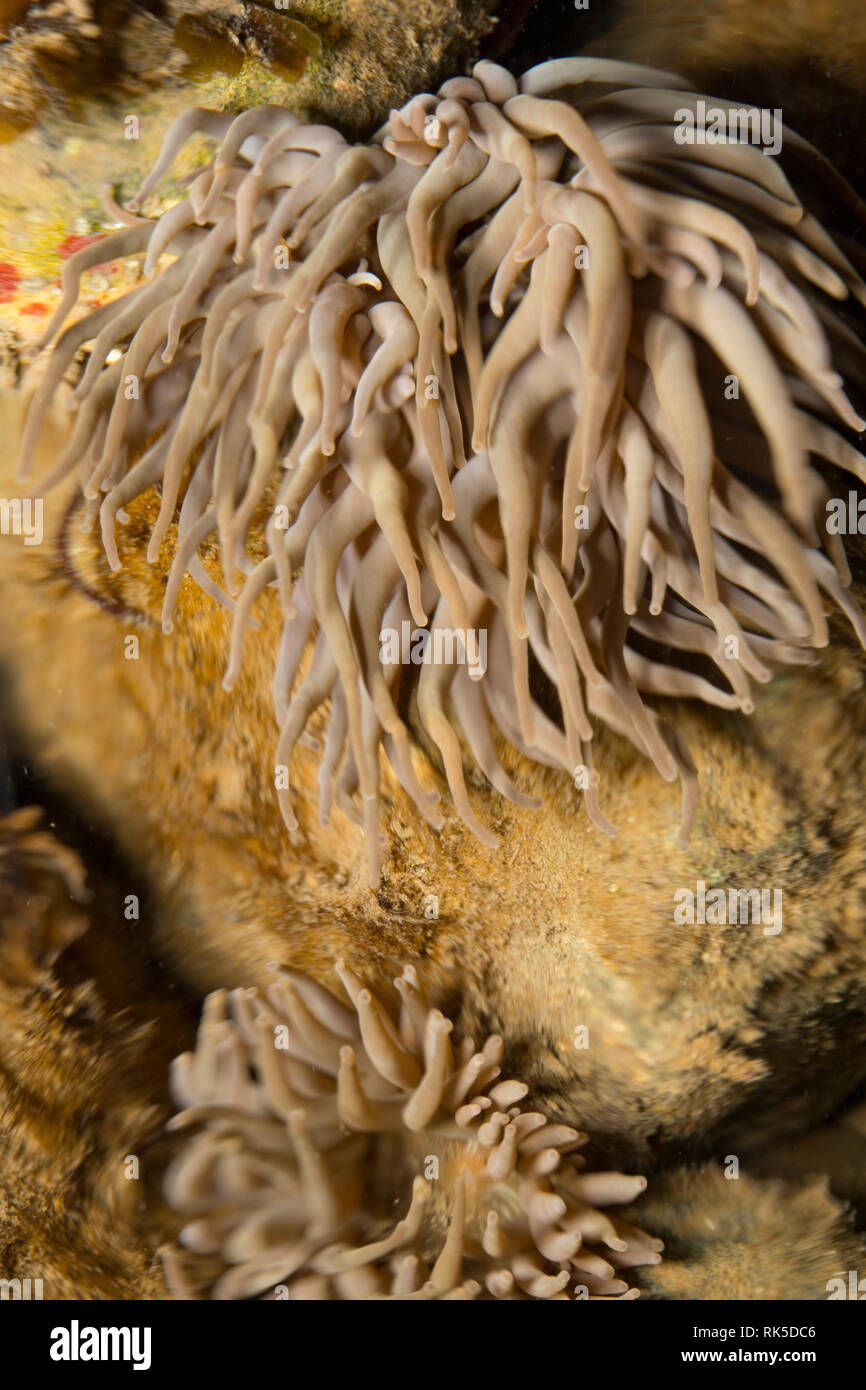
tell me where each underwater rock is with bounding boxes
[0,0,513,330]
[1,1,866,1303]
[0,806,196,1298]
[627,1165,866,1300]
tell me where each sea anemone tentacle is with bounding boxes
[162,963,661,1300]
[21,56,866,884]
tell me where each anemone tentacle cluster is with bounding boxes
[162,961,660,1299]
[19,56,866,882]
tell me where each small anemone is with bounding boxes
[162,961,661,1299]
[18,57,866,885]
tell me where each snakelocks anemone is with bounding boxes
[18,57,866,884]
[161,961,660,1299]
